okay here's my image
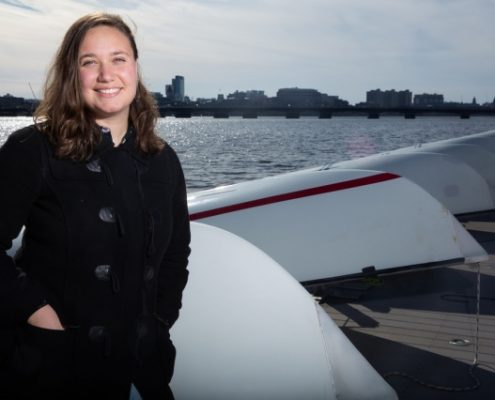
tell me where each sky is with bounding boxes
[0,0,494,105]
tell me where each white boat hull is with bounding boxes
[333,129,495,215]
[171,223,397,400]
[189,167,487,282]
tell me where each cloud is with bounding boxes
[73,0,145,10]
[0,0,493,103]
[0,0,38,11]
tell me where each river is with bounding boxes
[1,116,494,191]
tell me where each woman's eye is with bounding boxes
[81,59,96,67]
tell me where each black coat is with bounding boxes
[0,125,190,398]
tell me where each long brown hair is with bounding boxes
[34,12,164,161]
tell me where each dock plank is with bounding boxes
[320,257,495,399]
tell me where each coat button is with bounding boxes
[86,158,102,173]
[88,325,106,342]
[143,266,154,282]
[89,326,112,356]
[95,265,111,281]
[99,207,115,223]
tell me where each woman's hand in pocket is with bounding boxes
[27,304,64,330]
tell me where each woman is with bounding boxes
[0,13,190,399]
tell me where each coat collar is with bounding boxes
[95,124,151,166]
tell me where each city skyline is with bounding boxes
[2,81,489,107]
[0,0,494,105]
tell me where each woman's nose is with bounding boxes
[97,63,113,82]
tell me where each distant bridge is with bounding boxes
[2,105,494,119]
[158,105,495,119]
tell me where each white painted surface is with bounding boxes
[410,143,495,203]
[333,129,495,214]
[188,166,364,214]
[333,152,493,214]
[189,168,487,282]
[171,223,397,400]
[316,306,395,400]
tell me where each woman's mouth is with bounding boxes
[96,88,121,95]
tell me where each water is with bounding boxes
[2,116,495,191]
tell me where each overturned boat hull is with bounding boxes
[171,223,397,399]
[188,131,491,282]
[189,172,487,283]
[333,129,495,215]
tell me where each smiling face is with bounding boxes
[78,25,138,126]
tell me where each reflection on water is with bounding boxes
[2,116,494,191]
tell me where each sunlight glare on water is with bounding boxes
[2,116,494,191]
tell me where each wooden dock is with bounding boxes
[317,221,495,399]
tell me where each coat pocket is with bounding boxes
[8,324,70,389]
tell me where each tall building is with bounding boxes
[366,89,384,107]
[413,93,444,106]
[0,93,26,108]
[165,84,174,100]
[276,88,322,107]
[165,75,185,102]
[172,75,185,102]
[226,90,268,104]
[366,89,412,107]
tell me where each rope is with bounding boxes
[384,363,480,392]
[474,262,481,365]
[384,262,482,392]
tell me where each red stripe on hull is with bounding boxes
[190,172,400,221]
